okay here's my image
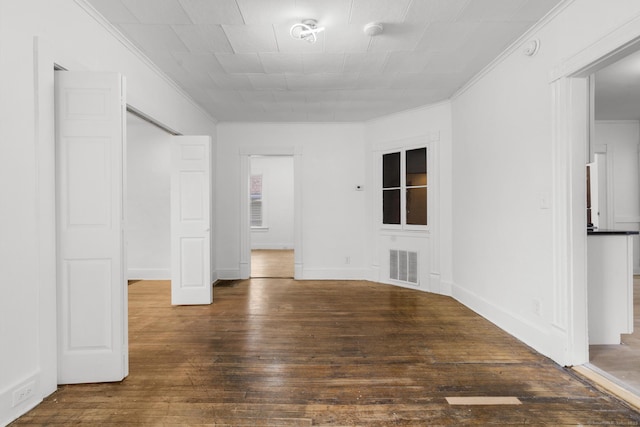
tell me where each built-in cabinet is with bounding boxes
[587,231,637,345]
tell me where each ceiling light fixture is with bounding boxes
[290,19,325,44]
[363,22,384,37]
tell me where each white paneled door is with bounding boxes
[55,72,128,384]
[170,136,213,305]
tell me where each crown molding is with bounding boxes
[73,0,218,125]
[451,0,577,101]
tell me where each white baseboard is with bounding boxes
[0,372,41,427]
[250,244,294,250]
[451,282,552,360]
[300,268,369,280]
[127,268,170,280]
[217,269,241,280]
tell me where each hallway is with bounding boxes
[12,279,640,425]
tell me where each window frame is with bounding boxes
[250,173,267,230]
[380,145,429,232]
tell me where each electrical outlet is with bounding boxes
[12,381,35,407]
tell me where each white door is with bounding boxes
[170,136,213,305]
[55,71,128,384]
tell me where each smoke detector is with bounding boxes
[364,22,384,36]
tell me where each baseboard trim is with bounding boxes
[127,268,170,280]
[217,269,241,280]
[452,282,552,360]
[250,245,294,250]
[0,371,41,427]
[301,268,368,280]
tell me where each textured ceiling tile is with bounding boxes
[415,22,480,52]
[273,90,308,102]
[236,0,296,24]
[239,90,276,103]
[87,0,562,122]
[208,72,253,90]
[120,0,192,24]
[344,53,389,73]
[515,0,562,21]
[423,52,468,74]
[367,23,426,52]
[222,25,279,53]
[349,0,413,24]
[215,53,265,73]
[384,51,432,73]
[88,0,140,23]
[171,52,226,74]
[294,0,353,25]
[209,89,244,103]
[404,0,469,23]
[177,0,244,24]
[273,24,326,53]
[304,90,342,102]
[353,73,395,89]
[117,23,189,52]
[259,53,304,73]
[247,73,288,90]
[172,25,234,53]
[456,0,529,22]
[145,50,193,81]
[462,22,533,60]
[324,25,371,53]
[286,73,358,90]
[303,54,345,74]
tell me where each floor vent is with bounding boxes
[389,250,418,284]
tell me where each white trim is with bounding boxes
[300,268,369,280]
[216,269,242,280]
[452,283,553,360]
[127,269,170,280]
[453,0,576,100]
[549,11,640,81]
[550,6,640,366]
[250,244,294,250]
[239,149,303,280]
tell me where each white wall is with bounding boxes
[250,156,294,250]
[127,114,172,279]
[365,102,453,295]
[216,123,367,279]
[594,120,640,272]
[0,1,217,424]
[450,0,640,364]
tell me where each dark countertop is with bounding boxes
[587,229,640,235]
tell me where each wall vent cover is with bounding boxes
[390,250,418,284]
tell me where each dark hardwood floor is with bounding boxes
[12,279,640,426]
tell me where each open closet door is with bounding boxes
[170,136,213,305]
[55,71,128,384]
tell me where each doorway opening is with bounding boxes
[249,155,295,279]
[586,47,640,393]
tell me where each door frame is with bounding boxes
[550,17,640,366]
[239,147,303,279]
[34,36,177,389]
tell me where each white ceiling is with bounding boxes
[86,0,562,122]
[595,48,640,121]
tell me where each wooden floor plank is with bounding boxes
[11,278,640,426]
